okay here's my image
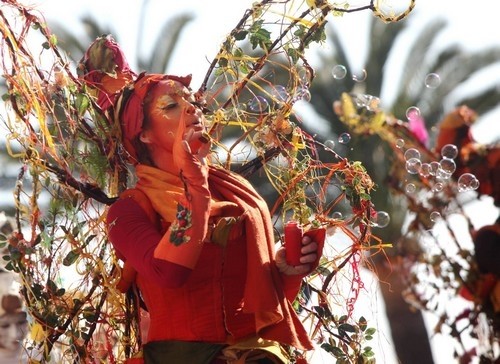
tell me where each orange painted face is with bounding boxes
[140,80,206,154]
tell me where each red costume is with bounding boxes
[106,165,314,361]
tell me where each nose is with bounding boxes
[185,103,197,115]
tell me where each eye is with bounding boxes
[162,102,178,111]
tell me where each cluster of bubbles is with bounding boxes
[400,141,480,222]
[402,143,480,190]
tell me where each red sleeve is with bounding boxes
[281,274,304,302]
[107,197,191,288]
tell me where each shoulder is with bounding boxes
[109,188,157,223]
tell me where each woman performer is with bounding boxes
[81,36,323,364]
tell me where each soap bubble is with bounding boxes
[338,132,351,144]
[432,182,444,193]
[352,69,367,82]
[248,96,269,113]
[332,211,343,219]
[420,163,432,178]
[429,161,440,176]
[440,144,458,159]
[406,106,420,119]
[404,148,421,161]
[405,183,416,194]
[396,139,405,149]
[373,211,390,228]
[331,64,347,80]
[406,158,422,174]
[425,73,441,88]
[324,140,336,150]
[439,158,456,174]
[458,173,480,192]
[271,85,289,102]
[295,86,311,102]
[430,211,441,222]
[436,167,452,181]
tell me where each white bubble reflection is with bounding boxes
[271,85,289,102]
[425,73,441,88]
[439,158,456,174]
[406,106,420,119]
[324,140,336,150]
[248,96,269,113]
[441,144,458,159]
[430,211,441,222]
[338,132,351,144]
[432,182,444,193]
[405,183,416,194]
[457,173,480,192]
[406,158,422,174]
[420,163,432,178]
[352,69,367,82]
[404,148,421,161]
[373,211,390,228]
[429,161,440,176]
[332,211,343,219]
[331,64,347,80]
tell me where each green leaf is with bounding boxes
[359,316,368,331]
[365,327,376,336]
[218,57,228,68]
[63,249,80,266]
[47,279,58,293]
[338,323,356,333]
[330,346,345,358]
[233,30,248,41]
[313,305,327,318]
[75,93,90,117]
[49,34,58,47]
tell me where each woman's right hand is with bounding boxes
[172,99,211,185]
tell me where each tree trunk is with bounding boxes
[376,256,435,364]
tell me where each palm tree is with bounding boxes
[305,13,500,364]
[48,1,194,74]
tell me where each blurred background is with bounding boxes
[1,1,499,363]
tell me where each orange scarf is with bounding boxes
[134,164,313,350]
[210,167,313,350]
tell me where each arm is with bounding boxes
[107,197,193,288]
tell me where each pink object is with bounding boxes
[407,110,429,146]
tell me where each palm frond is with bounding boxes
[392,18,448,106]
[138,13,194,73]
[365,16,406,96]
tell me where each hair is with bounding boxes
[128,90,157,167]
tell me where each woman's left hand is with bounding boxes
[275,235,318,276]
